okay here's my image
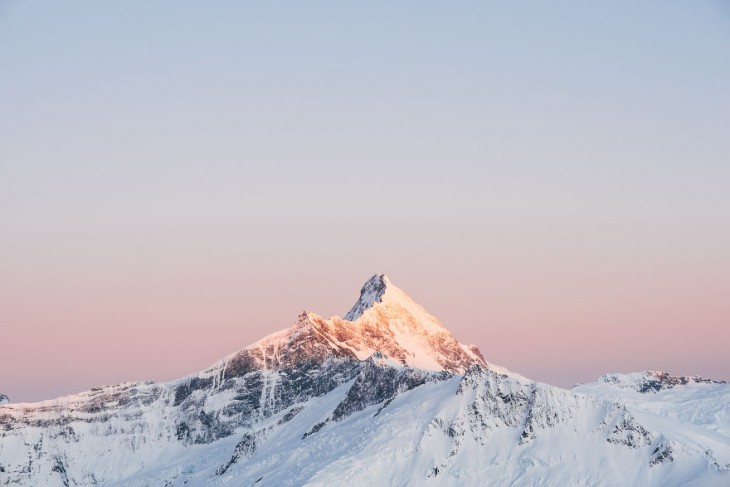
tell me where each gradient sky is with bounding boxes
[1,1,729,402]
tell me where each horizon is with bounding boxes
[2,1,729,402]
[3,271,727,403]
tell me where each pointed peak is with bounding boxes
[228,274,498,376]
[344,273,393,321]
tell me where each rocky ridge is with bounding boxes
[591,371,727,394]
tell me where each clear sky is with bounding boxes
[1,1,729,402]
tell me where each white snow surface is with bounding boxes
[0,275,728,486]
[575,371,730,439]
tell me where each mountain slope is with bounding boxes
[205,365,729,487]
[575,372,730,441]
[0,275,728,486]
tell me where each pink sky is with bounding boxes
[1,2,729,401]
[3,237,728,402]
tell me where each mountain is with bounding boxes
[202,274,493,377]
[0,274,728,486]
[574,372,730,441]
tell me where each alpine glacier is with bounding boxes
[0,274,727,486]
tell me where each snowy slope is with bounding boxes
[575,372,730,440]
[1,275,728,486]
[208,366,730,487]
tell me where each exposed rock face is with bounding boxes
[343,274,389,321]
[0,275,728,486]
[330,354,446,422]
[0,394,8,405]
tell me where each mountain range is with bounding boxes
[1,274,728,486]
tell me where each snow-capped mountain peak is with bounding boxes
[343,273,392,321]
[221,274,488,375]
[343,274,444,332]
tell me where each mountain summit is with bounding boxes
[211,273,487,377]
[343,273,393,321]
